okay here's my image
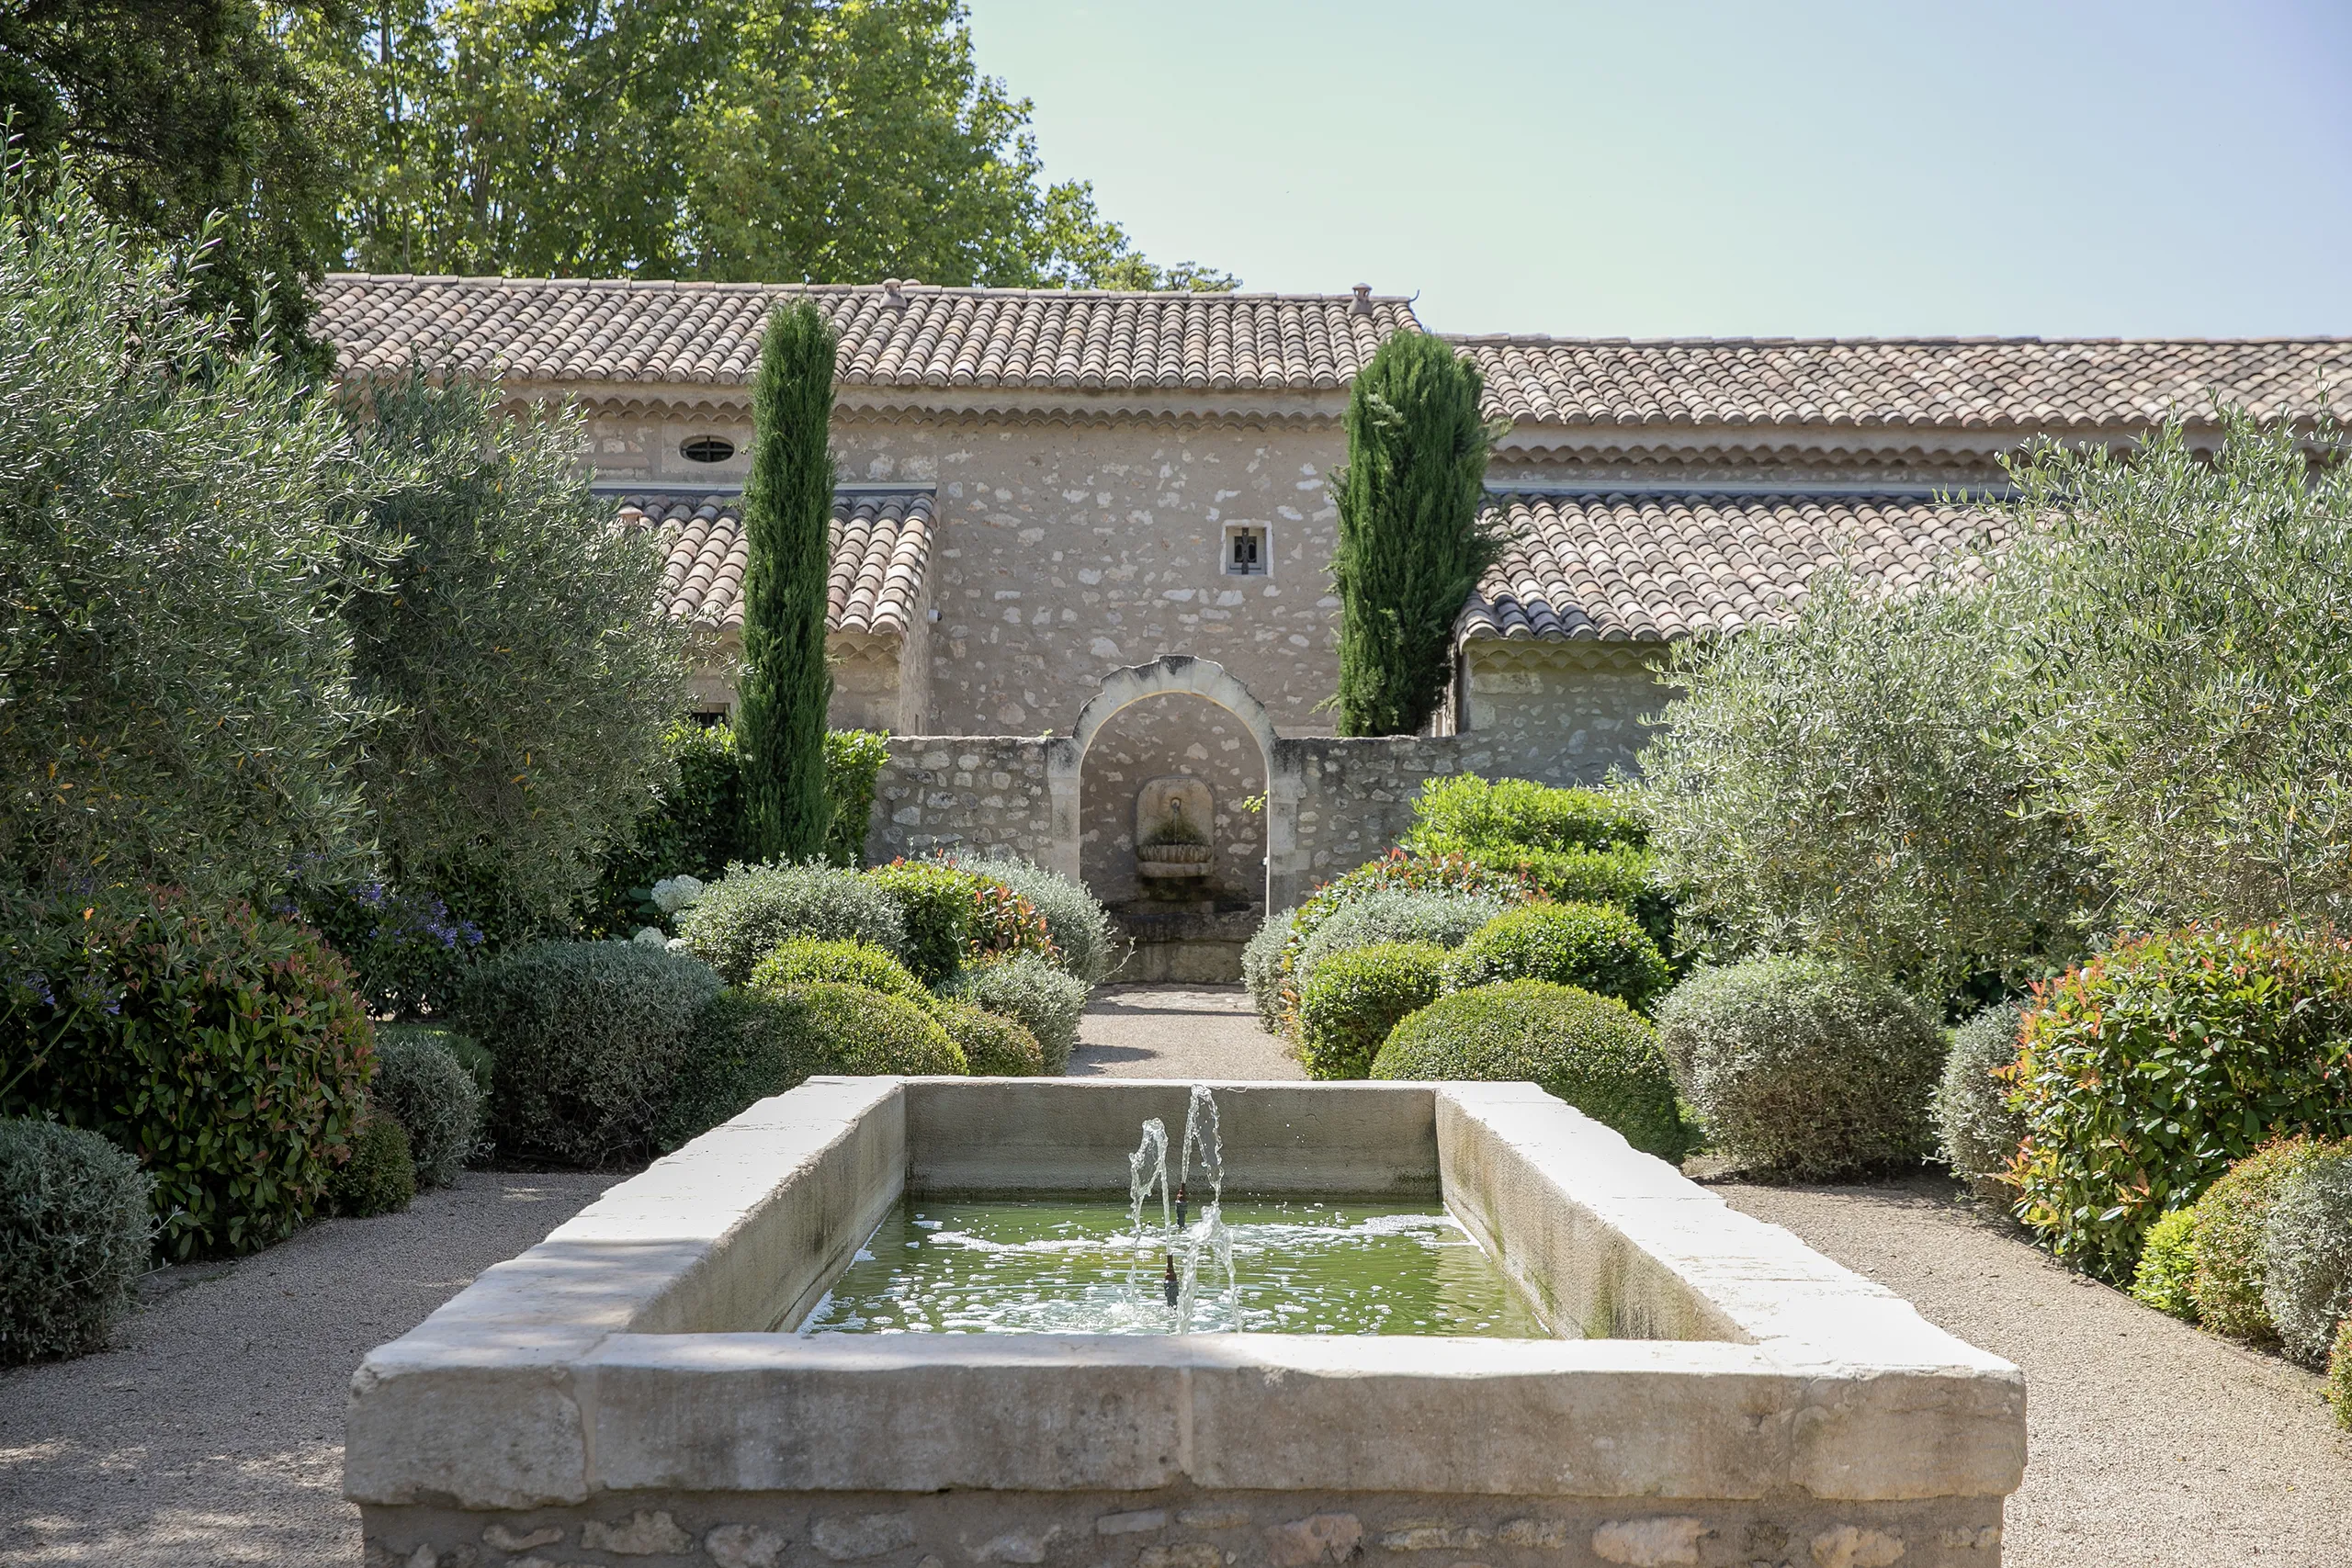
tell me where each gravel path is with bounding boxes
[0,1170,619,1568]
[1718,1174,2352,1567]
[1067,984,1305,1079]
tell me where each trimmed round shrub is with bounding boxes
[1297,942,1447,1080]
[2186,1136,2338,1345]
[1440,902,1671,1010]
[746,939,933,1010]
[1654,955,1942,1181]
[655,990,813,1152]
[2130,1207,2200,1321]
[783,983,967,1077]
[452,941,722,1168]
[2262,1146,2352,1367]
[931,852,1117,984]
[863,862,978,985]
[675,860,906,984]
[0,1118,154,1365]
[1934,1004,2029,1208]
[328,1106,414,1217]
[3,888,373,1259]
[942,952,1087,1074]
[2330,1317,2352,1431]
[1243,908,1298,1032]
[1402,775,1648,856]
[1374,980,1686,1160]
[379,1022,495,1098]
[370,1032,485,1188]
[1293,888,1506,991]
[2008,927,2352,1282]
[937,1000,1046,1077]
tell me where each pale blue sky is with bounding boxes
[967,0,2352,338]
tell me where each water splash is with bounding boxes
[1178,1083,1223,1206]
[1125,1086,1235,1333]
[1125,1117,1169,1296]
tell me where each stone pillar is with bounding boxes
[1044,737,1082,886]
[1266,739,1310,913]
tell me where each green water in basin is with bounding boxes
[796,1196,1550,1337]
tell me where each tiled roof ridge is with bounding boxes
[322,271,1415,306]
[1451,331,2352,347]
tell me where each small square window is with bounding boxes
[1224,524,1269,576]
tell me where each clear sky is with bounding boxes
[967,0,2352,339]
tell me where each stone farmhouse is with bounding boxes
[316,276,2351,973]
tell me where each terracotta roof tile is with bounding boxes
[1464,492,2001,644]
[618,490,933,637]
[1462,336,2352,432]
[318,276,1417,392]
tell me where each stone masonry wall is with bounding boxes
[1455,641,1673,785]
[865,736,1055,865]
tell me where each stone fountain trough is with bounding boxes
[346,1079,2025,1568]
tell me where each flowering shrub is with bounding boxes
[296,881,484,1019]
[2,888,374,1258]
[925,852,1116,984]
[2007,927,2352,1282]
[969,880,1059,964]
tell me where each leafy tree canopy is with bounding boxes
[300,0,1234,289]
[0,0,348,355]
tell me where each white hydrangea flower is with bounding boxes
[650,874,707,915]
[631,925,670,947]
[665,936,692,953]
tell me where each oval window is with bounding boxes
[680,435,736,464]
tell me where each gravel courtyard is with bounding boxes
[5,987,2349,1565]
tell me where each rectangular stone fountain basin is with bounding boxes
[347,1079,2025,1568]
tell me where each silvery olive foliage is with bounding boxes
[2260,1146,2352,1369]
[342,369,688,929]
[1991,411,2352,929]
[1637,566,2101,1009]
[0,159,374,897]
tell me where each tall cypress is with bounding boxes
[736,299,839,861]
[1329,333,1500,736]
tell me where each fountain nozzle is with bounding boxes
[1175,1183,1187,1227]
[1162,1254,1179,1307]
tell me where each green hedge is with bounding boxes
[0,1117,154,1365]
[1934,1004,2028,1208]
[862,862,978,985]
[745,939,932,1010]
[370,1031,485,1188]
[674,860,906,985]
[782,983,967,1077]
[2262,1145,2352,1367]
[2131,1207,2200,1321]
[1441,902,1670,1011]
[941,953,1086,1074]
[937,1000,1046,1077]
[1374,980,1686,1160]
[452,941,721,1168]
[1297,942,1446,1080]
[3,889,373,1259]
[2185,1136,2331,1345]
[2009,927,2352,1282]
[1655,955,1941,1181]
[327,1106,414,1217]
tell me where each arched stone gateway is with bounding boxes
[1046,657,1306,976]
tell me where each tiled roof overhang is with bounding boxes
[1463,490,2004,645]
[620,490,933,637]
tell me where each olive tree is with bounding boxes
[1992,410,2352,929]
[1638,567,2101,1009]
[341,370,689,930]
[0,163,368,897]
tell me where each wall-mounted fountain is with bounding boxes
[347,1078,2027,1566]
[1132,776,1215,886]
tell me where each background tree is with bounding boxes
[304,0,1232,288]
[735,301,839,863]
[1637,567,2102,1010]
[0,0,350,355]
[339,369,689,931]
[0,159,368,899]
[1994,410,2352,929]
[1329,333,1500,736]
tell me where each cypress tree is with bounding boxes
[1329,333,1499,736]
[736,299,839,861]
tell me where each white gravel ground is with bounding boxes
[1067,983,1305,1079]
[0,1170,619,1567]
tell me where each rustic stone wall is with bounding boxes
[1454,641,1673,785]
[865,736,1055,865]
[1079,692,1268,908]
